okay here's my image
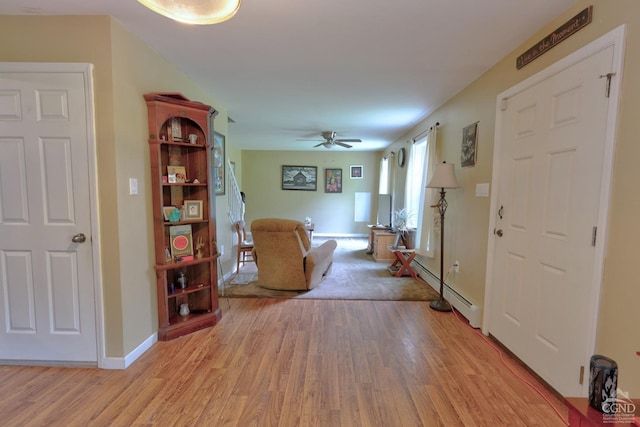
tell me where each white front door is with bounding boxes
[0,66,98,363]
[488,34,622,397]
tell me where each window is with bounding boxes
[379,156,390,194]
[404,128,437,256]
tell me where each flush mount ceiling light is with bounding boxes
[138,0,241,25]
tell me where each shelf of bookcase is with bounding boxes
[163,219,209,226]
[168,310,216,326]
[154,256,215,271]
[154,140,207,148]
[167,283,212,298]
[162,183,208,188]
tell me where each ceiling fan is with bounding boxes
[298,131,362,149]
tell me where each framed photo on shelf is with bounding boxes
[167,165,187,183]
[169,224,193,259]
[350,165,363,179]
[282,165,317,191]
[162,206,177,221]
[325,168,342,193]
[461,122,478,167]
[171,117,183,141]
[212,131,225,195]
[184,200,203,220]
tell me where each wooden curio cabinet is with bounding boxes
[144,92,222,341]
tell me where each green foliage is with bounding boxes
[393,208,411,231]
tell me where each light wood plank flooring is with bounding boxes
[0,298,568,426]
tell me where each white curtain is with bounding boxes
[404,141,424,229]
[417,127,438,257]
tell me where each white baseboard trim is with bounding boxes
[0,359,96,367]
[217,263,236,288]
[412,261,483,328]
[100,332,157,369]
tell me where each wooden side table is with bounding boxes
[388,248,418,279]
[367,225,390,254]
[372,230,396,261]
[304,223,314,242]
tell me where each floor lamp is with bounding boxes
[426,161,459,312]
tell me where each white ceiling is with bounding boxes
[1,0,576,151]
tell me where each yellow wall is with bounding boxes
[0,15,231,358]
[0,15,126,355]
[108,20,232,354]
[108,20,230,354]
[241,150,379,235]
[390,0,640,394]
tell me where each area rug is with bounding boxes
[222,238,440,301]
[229,273,257,285]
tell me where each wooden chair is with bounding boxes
[235,220,254,271]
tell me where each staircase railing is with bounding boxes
[227,159,243,225]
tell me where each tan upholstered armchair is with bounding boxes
[251,218,337,291]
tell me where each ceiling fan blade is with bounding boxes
[302,132,361,148]
[335,138,362,143]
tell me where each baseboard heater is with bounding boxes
[411,260,482,328]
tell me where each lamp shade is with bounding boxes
[138,0,241,25]
[427,162,459,189]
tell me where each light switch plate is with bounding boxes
[475,183,490,197]
[129,178,138,195]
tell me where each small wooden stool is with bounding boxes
[388,247,418,279]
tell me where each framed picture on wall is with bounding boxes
[350,165,363,179]
[325,168,342,193]
[212,131,225,195]
[282,165,317,191]
[461,122,478,167]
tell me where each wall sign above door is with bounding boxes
[516,6,592,70]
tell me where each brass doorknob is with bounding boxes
[71,233,87,243]
[495,229,504,237]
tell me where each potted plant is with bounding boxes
[393,209,416,249]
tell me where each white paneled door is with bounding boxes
[489,42,618,397]
[0,67,98,363]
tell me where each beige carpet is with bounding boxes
[222,238,440,301]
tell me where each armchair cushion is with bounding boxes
[251,218,337,291]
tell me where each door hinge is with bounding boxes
[599,72,616,98]
[501,98,508,111]
[592,226,597,247]
[579,365,585,385]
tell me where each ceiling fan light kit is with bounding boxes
[137,0,241,25]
